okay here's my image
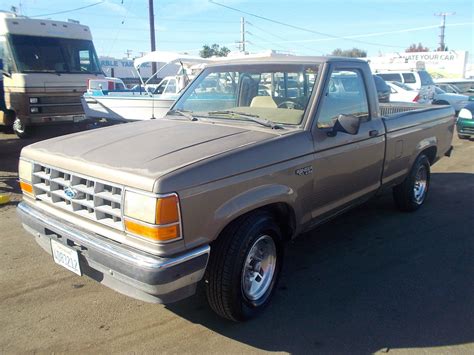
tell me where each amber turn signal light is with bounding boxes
[20,181,33,195]
[156,195,180,225]
[124,219,180,242]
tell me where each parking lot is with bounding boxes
[0,126,473,354]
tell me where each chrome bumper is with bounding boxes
[17,202,210,304]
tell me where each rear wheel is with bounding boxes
[13,118,31,138]
[205,211,283,321]
[393,154,430,212]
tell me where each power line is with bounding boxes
[209,0,405,49]
[246,21,324,54]
[29,1,104,18]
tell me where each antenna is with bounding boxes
[434,12,455,51]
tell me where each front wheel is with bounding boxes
[393,154,431,212]
[205,211,283,321]
[13,118,31,138]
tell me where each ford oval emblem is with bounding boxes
[64,186,78,199]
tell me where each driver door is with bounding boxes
[310,65,385,219]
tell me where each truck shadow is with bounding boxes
[166,172,474,353]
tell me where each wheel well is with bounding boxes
[420,146,437,164]
[219,203,297,243]
[259,203,296,241]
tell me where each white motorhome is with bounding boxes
[0,12,104,137]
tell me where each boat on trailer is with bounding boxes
[81,51,209,121]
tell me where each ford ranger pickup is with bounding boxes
[17,57,455,321]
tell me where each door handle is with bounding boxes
[369,130,379,137]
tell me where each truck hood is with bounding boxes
[22,119,278,191]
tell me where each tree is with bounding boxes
[406,43,430,52]
[331,48,367,58]
[199,44,231,58]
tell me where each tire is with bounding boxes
[458,134,469,140]
[13,118,31,138]
[205,211,284,321]
[393,154,430,212]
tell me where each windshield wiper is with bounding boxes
[168,109,198,121]
[207,110,282,129]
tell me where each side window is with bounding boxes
[316,69,369,129]
[378,73,401,82]
[163,78,177,94]
[155,79,168,95]
[402,73,416,84]
[0,36,14,72]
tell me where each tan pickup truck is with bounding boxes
[17,57,455,321]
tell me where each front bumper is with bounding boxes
[17,202,210,304]
[457,119,474,137]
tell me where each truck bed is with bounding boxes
[380,103,454,133]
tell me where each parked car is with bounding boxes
[387,81,419,102]
[17,57,455,321]
[376,70,435,103]
[433,86,470,113]
[373,75,390,102]
[456,102,474,139]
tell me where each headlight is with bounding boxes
[123,190,181,242]
[458,108,473,120]
[29,97,39,104]
[18,159,34,195]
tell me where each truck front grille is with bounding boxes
[31,163,124,230]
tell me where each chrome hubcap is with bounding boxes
[241,235,277,301]
[13,119,24,133]
[413,165,428,204]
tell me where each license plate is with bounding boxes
[51,239,82,276]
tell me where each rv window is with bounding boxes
[0,36,14,72]
[9,35,101,74]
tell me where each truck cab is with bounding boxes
[0,12,104,137]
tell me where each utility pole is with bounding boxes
[125,49,133,59]
[434,12,455,51]
[149,0,157,76]
[240,17,246,53]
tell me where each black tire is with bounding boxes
[13,118,31,138]
[205,211,283,321]
[393,154,430,212]
[458,134,469,140]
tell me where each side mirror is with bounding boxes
[327,114,361,136]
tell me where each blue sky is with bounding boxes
[1,0,473,61]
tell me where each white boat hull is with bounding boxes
[81,95,175,121]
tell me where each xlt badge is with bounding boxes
[295,166,313,176]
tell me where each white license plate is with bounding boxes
[51,239,82,276]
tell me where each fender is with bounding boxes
[409,136,437,167]
[211,184,298,240]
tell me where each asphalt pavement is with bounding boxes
[0,125,473,354]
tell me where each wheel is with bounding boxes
[277,101,303,109]
[458,134,469,140]
[13,118,31,138]
[205,211,283,321]
[393,154,430,212]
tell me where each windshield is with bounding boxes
[171,63,320,126]
[9,34,102,74]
